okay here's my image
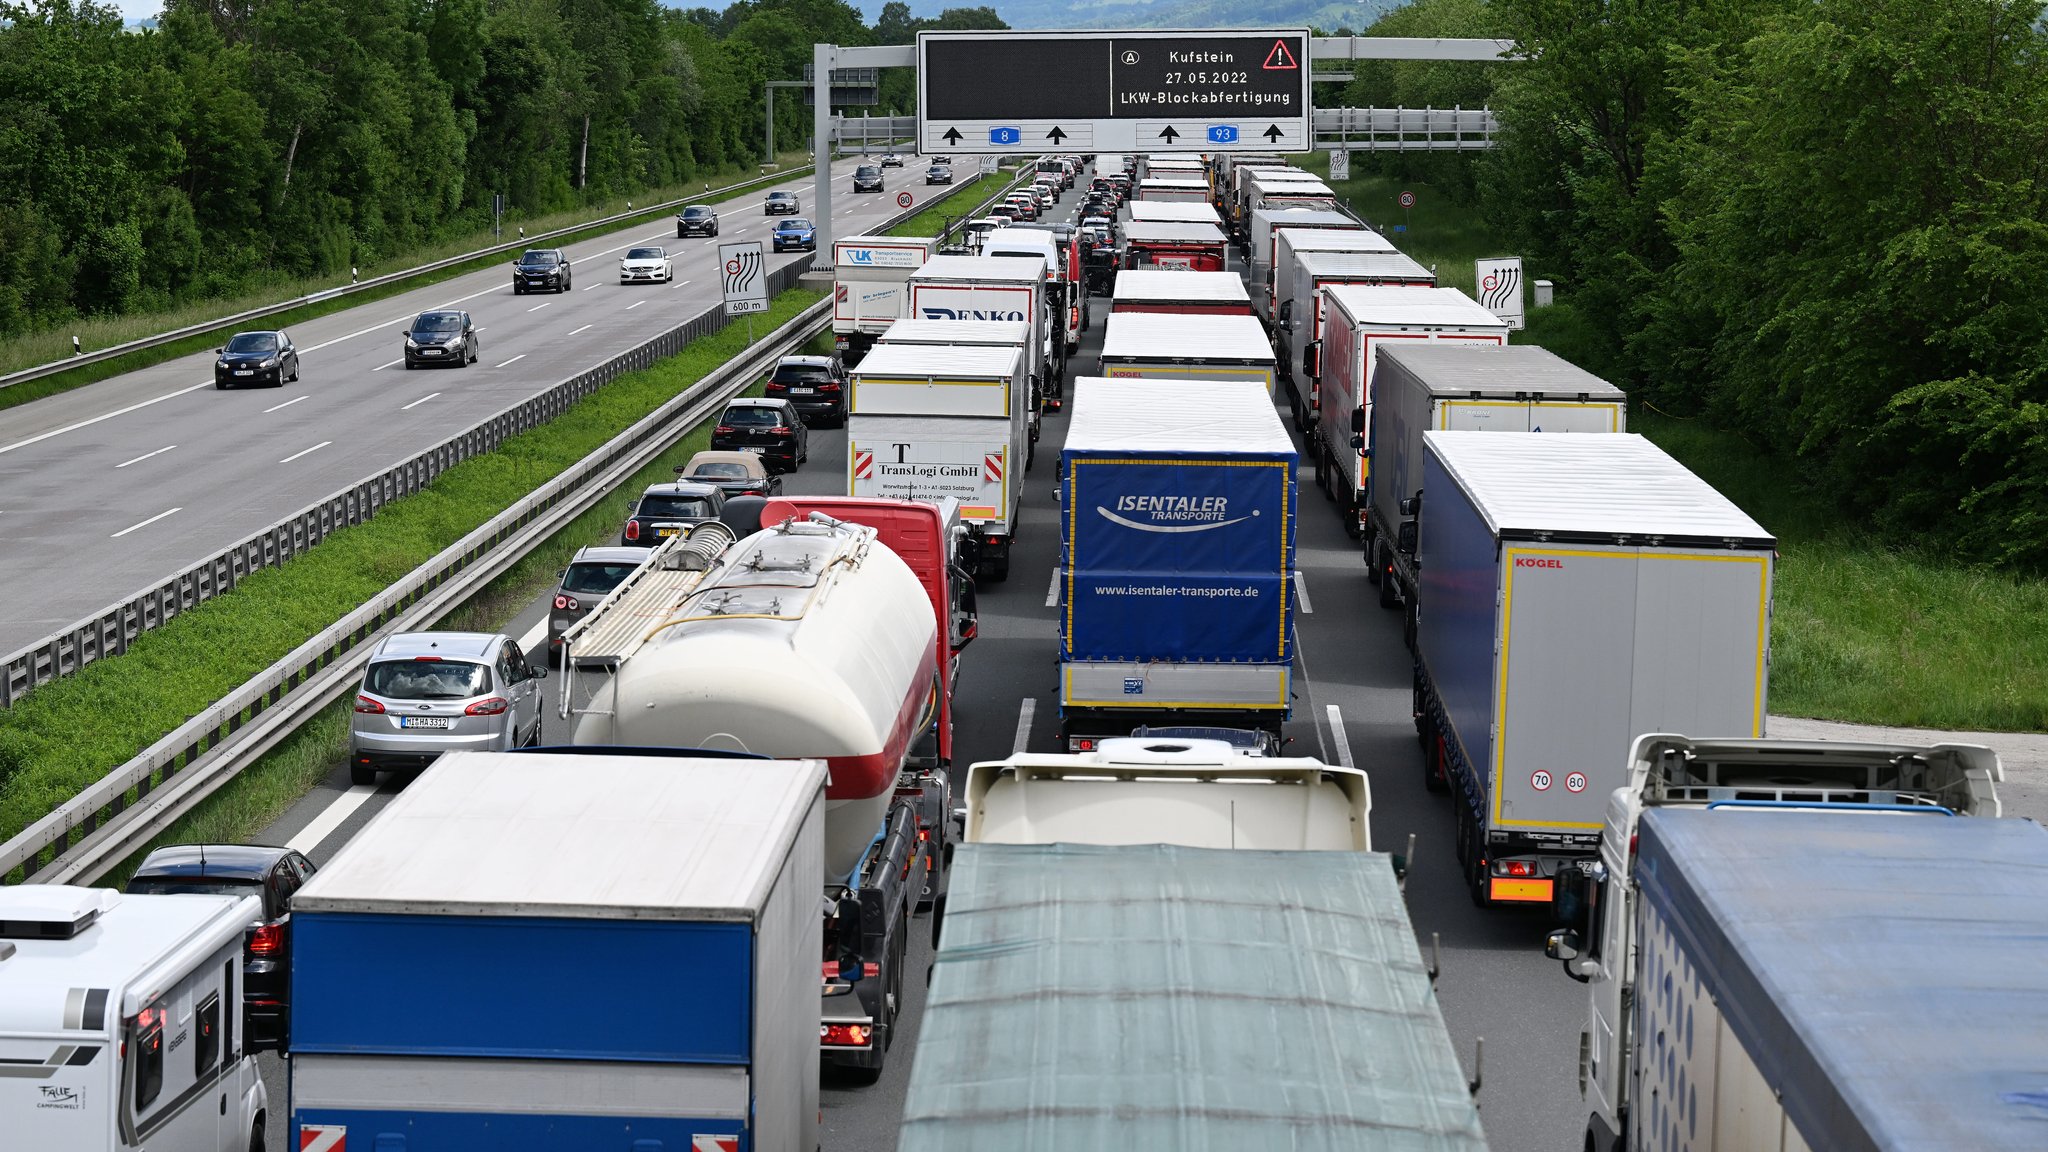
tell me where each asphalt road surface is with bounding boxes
[0,156,941,656]
[244,168,1599,1151]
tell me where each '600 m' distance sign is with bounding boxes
[917,29,1310,156]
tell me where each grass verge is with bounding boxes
[0,153,814,414]
[0,288,825,864]
[1285,156,2048,731]
[886,163,1027,238]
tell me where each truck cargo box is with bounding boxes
[899,843,1488,1152]
[1267,226,1399,320]
[1127,200,1223,226]
[1248,207,1361,311]
[1415,432,1773,908]
[1119,220,1228,271]
[1629,808,2048,1152]
[1138,176,1210,204]
[290,750,824,1152]
[833,235,940,361]
[1275,251,1439,392]
[850,414,1019,533]
[1109,269,1251,315]
[848,341,1025,419]
[1097,312,1276,397]
[1058,378,1295,734]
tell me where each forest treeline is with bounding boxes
[1340,0,2048,569]
[0,0,999,336]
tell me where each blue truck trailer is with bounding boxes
[287,749,824,1152]
[1056,377,1297,750]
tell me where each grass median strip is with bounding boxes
[0,288,822,867]
[0,153,815,413]
[886,164,1028,239]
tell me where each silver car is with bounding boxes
[348,632,547,784]
[549,547,648,663]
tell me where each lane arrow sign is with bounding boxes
[1047,127,1067,143]
[942,127,963,145]
[1262,124,1285,142]
[1158,126,1180,142]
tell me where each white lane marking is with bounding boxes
[626,300,646,310]
[112,507,182,538]
[567,324,593,336]
[0,382,211,457]
[1045,568,1061,607]
[278,440,331,464]
[1325,705,1356,770]
[517,614,549,655]
[583,284,598,291]
[674,280,690,287]
[1293,570,1312,614]
[495,354,526,368]
[264,395,310,413]
[1012,698,1037,755]
[527,302,551,312]
[732,228,748,235]
[400,392,440,411]
[371,359,403,371]
[115,444,177,469]
[286,783,381,856]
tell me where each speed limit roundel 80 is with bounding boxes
[896,191,915,208]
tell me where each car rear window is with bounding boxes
[771,364,834,385]
[722,406,782,427]
[364,660,492,700]
[637,495,715,519]
[561,562,638,595]
[689,462,752,479]
[125,878,261,897]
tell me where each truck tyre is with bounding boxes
[988,555,1010,582]
[1465,816,1493,908]
[1425,733,1449,795]
[1377,545,1400,610]
[1313,444,1331,495]
[1453,797,1472,865]
[1404,600,1420,653]
[1026,437,1036,472]
[250,1115,265,1152]
[1341,494,1364,541]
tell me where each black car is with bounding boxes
[926,164,954,186]
[403,310,477,368]
[127,844,316,1053]
[762,354,847,426]
[512,248,572,294]
[852,164,885,193]
[621,481,728,546]
[214,330,299,390]
[710,398,808,473]
[676,204,720,237]
[764,190,801,215]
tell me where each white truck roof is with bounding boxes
[912,254,1044,285]
[1121,221,1227,244]
[293,751,827,922]
[1111,269,1250,305]
[1325,283,1505,327]
[1253,207,1355,230]
[878,318,1031,346]
[1295,249,1436,281]
[1251,174,1333,194]
[1067,377,1292,454]
[1127,201,1222,225]
[0,888,260,1026]
[850,341,1021,379]
[1141,176,1209,188]
[1426,431,1774,546]
[1379,344,1626,399]
[1099,313,1273,363]
[1277,226,1398,255]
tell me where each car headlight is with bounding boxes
[444,337,463,349]
[260,357,279,368]
[405,337,419,348]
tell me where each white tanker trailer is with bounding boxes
[562,514,945,1082]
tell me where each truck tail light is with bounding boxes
[863,962,880,977]
[554,594,578,611]
[821,1024,873,1047]
[625,519,641,541]
[465,697,510,716]
[248,922,284,957]
[353,695,385,714]
[1500,860,1536,878]
[1073,738,1097,751]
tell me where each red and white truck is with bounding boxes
[981,225,1084,355]
[1098,312,1277,398]
[1275,250,1438,427]
[1109,269,1252,316]
[1266,225,1399,322]
[1119,220,1228,272]
[1247,207,1363,318]
[1138,176,1211,204]
[833,234,940,365]
[1307,285,1508,538]
[908,254,1067,411]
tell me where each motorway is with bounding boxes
[0,155,937,657]
[242,165,1594,1152]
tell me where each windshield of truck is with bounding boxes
[363,660,491,700]
[636,494,715,519]
[561,562,638,595]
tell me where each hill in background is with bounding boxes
[855,0,1406,32]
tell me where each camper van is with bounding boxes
[0,886,269,1152]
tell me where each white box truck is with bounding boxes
[833,234,939,365]
[908,254,1066,411]
[287,751,823,1151]
[1267,224,1398,321]
[0,887,268,1152]
[1545,733,2003,1152]
[1109,269,1251,316]
[1273,249,1438,425]
[1247,206,1361,314]
[1601,807,2048,1152]
[1366,344,1627,634]
[1137,176,1211,204]
[1227,163,1303,235]
[1309,285,1508,538]
[874,316,1040,448]
[850,415,1022,580]
[1412,432,1775,912]
[1097,312,1276,397]
[1126,200,1223,227]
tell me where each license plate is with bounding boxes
[657,527,680,537]
[400,716,452,730]
[742,446,766,454]
[790,387,815,395]
[422,349,443,356]
[234,370,253,376]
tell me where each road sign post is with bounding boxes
[917,29,1311,154]
[1399,188,1415,236]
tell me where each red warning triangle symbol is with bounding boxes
[1263,39,1299,70]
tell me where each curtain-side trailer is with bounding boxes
[1097,312,1276,398]
[1247,207,1361,319]
[1274,249,1438,427]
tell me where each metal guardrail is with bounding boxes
[0,174,1012,882]
[1,286,827,884]
[1313,106,1499,150]
[0,165,815,394]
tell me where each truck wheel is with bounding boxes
[1453,798,1472,864]
[1341,494,1364,541]
[1466,819,1493,908]
[1403,601,1420,653]
[1026,437,1036,472]
[1313,443,1330,495]
[249,1115,266,1152]
[1377,546,1400,610]
[987,556,1010,582]
[1426,734,1449,795]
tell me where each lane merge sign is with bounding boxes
[918,28,1310,155]
[720,240,769,316]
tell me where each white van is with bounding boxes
[0,887,268,1152]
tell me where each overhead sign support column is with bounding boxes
[917,29,1311,155]
[811,43,916,268]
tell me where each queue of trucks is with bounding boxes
[13,152,2048,1152]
